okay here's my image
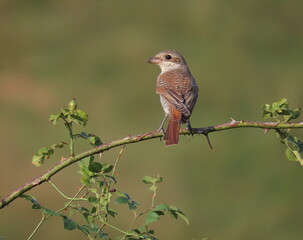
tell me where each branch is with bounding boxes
[1,119,303,209]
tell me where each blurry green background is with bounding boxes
[1,0,303,239]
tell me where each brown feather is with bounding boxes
[164,119,180,146]
[157,69,198,123]
[164,107,181,146]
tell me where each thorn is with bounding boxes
[264,128,270,134]
[60,156,67,162]
[123,134,132,140]
[230,118,237,124]
[204,133,216,152]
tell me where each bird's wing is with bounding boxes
[157,71,198,118]
[183,82,199,113]
[158,87,191,117]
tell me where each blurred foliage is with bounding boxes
[262,98,303,165]
[21,100,190,240]
[0,0,303,239]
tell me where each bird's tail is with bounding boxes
[164,118,181,146]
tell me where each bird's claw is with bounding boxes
[187,123,194,136]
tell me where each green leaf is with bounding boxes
[107,209,118,218]
[78,225,92,234]
[175,211,189,225]
[49,112,63,125]
[149,185,157,191]
[293,151,303,166]
[78,156,94,169]
[51,100,88,127]
[80,176,91,186]
[91,206,97,213]
[142,176,154,184]
[167,209,178,219]
[137,225,146,233]
[105,175,117,184]
[166,205,189,225]
[63,217,78,230]
[261,104,273,119]
[285,148,297,161]
[20,194,41,209]
[262,98,301,123]
[79,132,102,146]
[146,211,160,224]
[153,204,169,211]
[286,135,303,152]
[115,196,129,204]
[148,229,155,235]
[102,163,113,173]
[88,162,102,173]
[32,142,66,167]
[32,154,45,167]
[285,108,301,122]
[128,201,138,210]
[272,98,288,111]
[80,131,89,138]
[32,146,53,167]
[43,208,61,216]
[98,230,110,239]
[154,210,164,216]
[78,224,99,234]
[88,196,99,205]
[292,108,301,119]
[155,176,163,183]
[88,134,102,146]
[97,180,105,187]
[82,212,91,222]
[71,109,88,126]
[115,191,128,197]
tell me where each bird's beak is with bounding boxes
[146,57,160,64]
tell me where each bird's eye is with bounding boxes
[165,55,172,60]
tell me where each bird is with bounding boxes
[147,50,199,146]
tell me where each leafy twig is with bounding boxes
[1,120,303,209]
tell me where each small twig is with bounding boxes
[63,120,75,157]
[27,184,86,239]
[99,216,138,236]
[98,146,126,236]
[151,187,157,209]
[111,145,126,179]
[48,180,88,201]
[27,213,45,240]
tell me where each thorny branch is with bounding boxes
[1,119,303,209]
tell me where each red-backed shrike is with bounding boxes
[147,50,199,146]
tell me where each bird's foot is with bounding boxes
[187,122,194,136]
[157,126,165,135]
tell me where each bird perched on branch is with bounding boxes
[147,50,199,146]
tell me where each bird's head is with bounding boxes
[147,50,188,73]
